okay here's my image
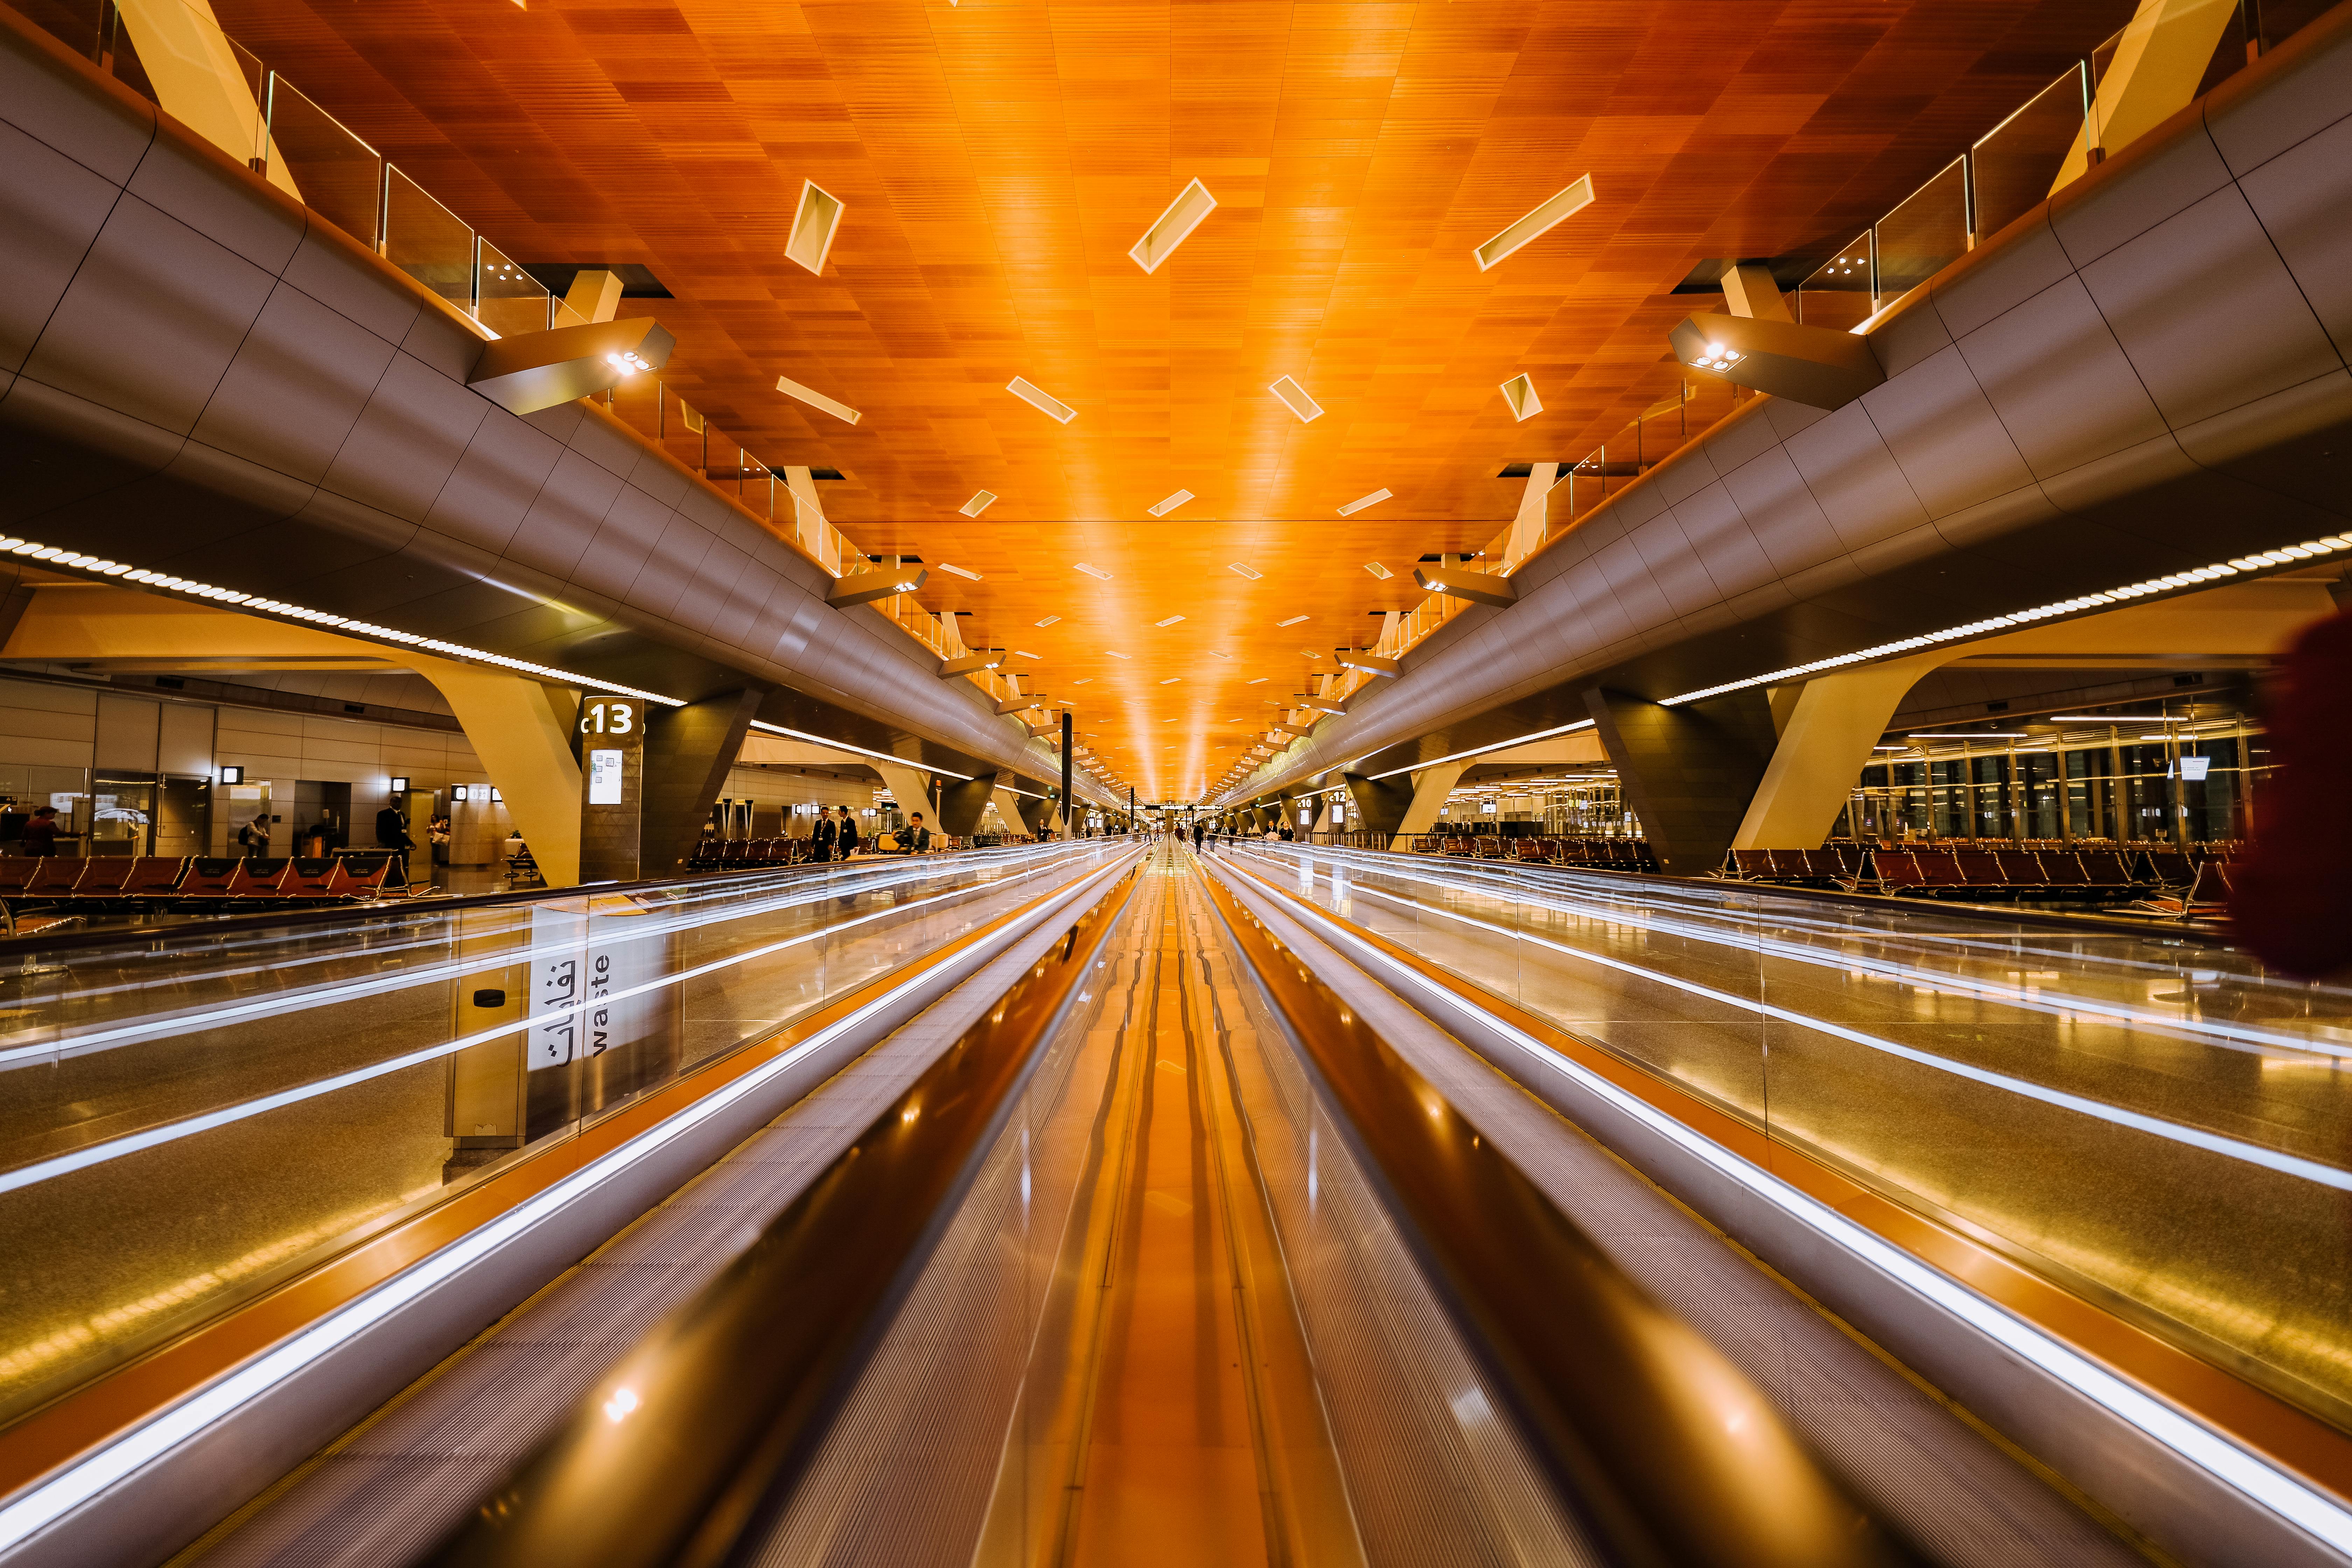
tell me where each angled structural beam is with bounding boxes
[640,688,766,878]
[829,567,928,608]
[1340,771,1416,840]
[1337,650,1401,678]
[940,650,1004,676]
[937,773,998,836]
[467,318,677,416]
[1718,263,1792,322]
[1389,761,1471,849]
[1666,314,1883,410]
[1413,565,1518,609]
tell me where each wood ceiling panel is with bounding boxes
[210,0,2133,799]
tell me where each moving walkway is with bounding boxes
[0,842,2346,1564]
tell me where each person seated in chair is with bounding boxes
[897,811,931,854]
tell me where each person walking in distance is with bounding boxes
[810,804,838,863]
[21,806,75,858]
[238,812,270,860]
[835,806,862,860]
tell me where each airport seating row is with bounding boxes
[0,855,393,908]
[686,834,992,871]
[1726,843,2238,902]
[1401,835,1659,872]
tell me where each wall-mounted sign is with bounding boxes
[588,748,625,804]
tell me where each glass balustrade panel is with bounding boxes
[264,74,382,250]
[382,166,472,312]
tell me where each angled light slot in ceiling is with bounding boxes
[1499,373,1542,422]
[1154,614,1185,627]
[1148,490,1194,518]
[937,562,980,581]
[1034,615,1061,627]
[1363,562,1392,580]
[1130,177,1218,274]
[960,490,997,517]
[1227,562,1262,580]
[1008,377,1078,424]
[1475,174,1596,272]
[1337,489,1391,517]
[776,374,861,425]
[1074,562,1112,581]
[1277,615,1309,628]
[1268,376,1323,423]
[785,180,845,275]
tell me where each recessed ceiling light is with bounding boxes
[1301,649,1321,658]
[961,490,997,517]
[775,373,862,425]
[1034,615,1060,627]
[1246,677,1268,684]
[938,562,980,581]
[1154,614,1185,627]
[1105,650,1130,659]
[1130,177,1218,273]
[1363,562,1391,580]
[1336,488,1392,518]
[1159,677,1181,685]
[1148,490,1194,518]
[1009,377,1078,424]
[1013,649,1041,658]
[1499,373,1542,422]
[1075,562,1112,581]
[1207,650,1232,659]
[1475,174,1596,271]
[1277,615,1308,627]
[1268,376,1323,423]
[1227,562,1262,580]
[785,179,846,274]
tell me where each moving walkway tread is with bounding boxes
[173,844,2142,1566]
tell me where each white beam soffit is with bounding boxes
[0,536,685,707]
[1474,174,1595,271]
[1660,538,2352,707]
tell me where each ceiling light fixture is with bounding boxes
[1074,562,1113,581]
[747,721,975,779]
[1008,377,1078,424]
[1130,177,1218,273]
[1337,489,1392,517]
[1207,650,1232,660]
[1148,490,1194,518]
[1363,720,1597,780]
[1034,616,1060,627]
[1227,562,1263,580]
[1246,678,1268,685]
[1154,614,1185,628]
[1363,562,1392,580]
[1159,677,1181,685]
[1277,615,1309,628]
[784,180,846,275]
[1012,649,1042,658]
[1104,650,1130,659]
[1268,376,1323,423]
[775,373,862,425]
[960,490,997,517]
[1475,174,1596,271]
[937,563,980,581]
[1499,373,1542,422]
[1658,538,2352,708]
[1907,732,2031,740]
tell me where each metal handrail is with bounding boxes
[1200,864,1924,1567]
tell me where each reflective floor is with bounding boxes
[0,844,1113,1421]
[1229,842,2352,1428]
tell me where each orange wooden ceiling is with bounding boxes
[212,0,2132,801]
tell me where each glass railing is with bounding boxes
[1250,0,2324,787]
[0,840,1118,1422]
[1238,840,2352,1430]
[4,0,1061,767]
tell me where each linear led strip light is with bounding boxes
[1361,720,1596,780]
[0,537,685,708]
[746,721,975,780]
[1230,868,2352,1558]
[1660,539,2352,706]
[1475,174,1595,271]
[0,856,1133,1558]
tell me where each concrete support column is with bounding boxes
[1731,652,1944,851]
[420,666,584,888]
[1389,760,1470,849]
[1584,687,1778,876]
[639,688,764,878]
[989,785,1031,836]
[938,774,997,836]
[1340,772,1415,841]
[869,761,938,840]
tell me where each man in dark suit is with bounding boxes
[811,805,838,862]
[836,806,862,859]
[898,812,931,854]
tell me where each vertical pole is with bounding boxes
[1060,710,1073,839]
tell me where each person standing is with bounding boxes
[1191,819,1205,855]
[239,812,271,859]
[811,805,838,863]
[836,806,862,859]
[375,801,415,883]
[21,806,75,858]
